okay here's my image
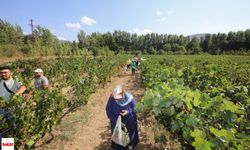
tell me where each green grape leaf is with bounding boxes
[177,70,183,77]
[166,106,175,116]
[191,129,204,139]
[209,127,235,141]
[170,120,180,131]
[221,99,240,113]
[193,93,201,107]
[152,107,161,116]
[164,100,172,108]
[27,140,35,147]
[192,138,212,150]
[184,91,193,110]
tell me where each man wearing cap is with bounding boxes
[0,66,26,100]
[106,85,139,150]
[34,68,49,90]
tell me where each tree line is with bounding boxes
[79,30,250,55]
[0,19,88,57]
[1,19,250,57]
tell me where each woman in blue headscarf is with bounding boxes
[106,85,139,150]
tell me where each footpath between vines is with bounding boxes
[34,73,174,150]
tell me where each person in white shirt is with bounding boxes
[34,68,49,90]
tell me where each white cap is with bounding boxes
[112,86,123,99]
[34,68,43,73]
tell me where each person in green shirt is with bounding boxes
[130,58,137,75]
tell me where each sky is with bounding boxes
[1,0,250,41]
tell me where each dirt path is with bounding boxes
[34,73,162,150]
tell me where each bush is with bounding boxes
[20,45,32,54]
[0,44,19,57]
[158,49,167,55]
[92,46,114,56]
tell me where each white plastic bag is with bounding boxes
[111,115,130,147]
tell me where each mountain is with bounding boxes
[188,33,207,40]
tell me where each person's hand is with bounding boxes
[14,92,20,96]
[120,110,128,116]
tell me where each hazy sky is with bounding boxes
[1,0,250,41]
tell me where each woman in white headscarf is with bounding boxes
[106,85,139,150]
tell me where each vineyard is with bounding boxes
[0,55,127,149]
[137,55,250,150]
[1,0,250,149]
[1,55,250,149]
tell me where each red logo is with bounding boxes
[2,143,14,146]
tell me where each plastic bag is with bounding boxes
[111,115,130,147]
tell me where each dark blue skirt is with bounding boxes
[111,114,139,150]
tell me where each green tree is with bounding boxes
[201,34,213,53]
[78,30,89,49]
[187,38,202,54]
[0,19,24,46]
[163,43,172,52]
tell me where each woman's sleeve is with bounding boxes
[106,97,116,125]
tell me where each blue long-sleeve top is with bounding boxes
[106,92,136,127]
